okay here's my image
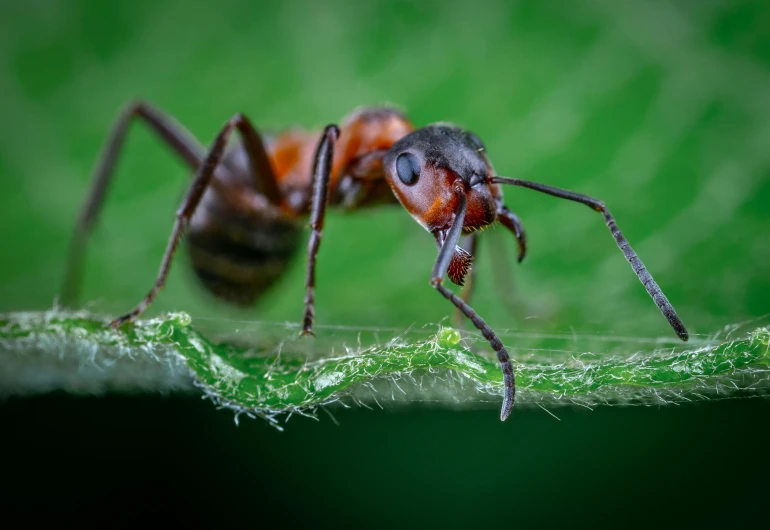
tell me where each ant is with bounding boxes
[62,103,688,421]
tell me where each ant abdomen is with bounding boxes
[186,166,302,306]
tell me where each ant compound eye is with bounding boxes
[396,152,421,186]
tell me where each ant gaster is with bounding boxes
[62,103,688,421]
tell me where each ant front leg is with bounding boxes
[111,113,265,328]
[452,233,478,327]
[431,183,516,421]
[452,206,526,326]
[497,205,527,263]
[459,233,479,302]
[301,125,340,336]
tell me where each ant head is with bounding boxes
[383,124,498,232]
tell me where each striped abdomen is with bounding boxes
[186,197,301,306]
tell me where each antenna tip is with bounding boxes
[671,319,689,341]
[500,395,514,421]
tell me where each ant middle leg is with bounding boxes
[301,125,340,336]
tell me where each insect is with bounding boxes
[62,103,688,421]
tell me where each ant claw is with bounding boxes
[299,328,316,338]
[110,314,132,330]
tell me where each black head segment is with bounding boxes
[382,124,498,233]
[384,124,490,188]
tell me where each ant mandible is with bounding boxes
[62,103,688,421]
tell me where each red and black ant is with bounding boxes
[62,103,688,421]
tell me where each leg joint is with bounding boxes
[122,99,149,117]
[229,112,246,125]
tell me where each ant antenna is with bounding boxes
[491,176,688,341]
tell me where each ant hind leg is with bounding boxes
[61,102,206,307]
[110,113,277,327]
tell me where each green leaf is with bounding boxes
[3,309,768,427]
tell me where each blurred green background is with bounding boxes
[1,0,769,527]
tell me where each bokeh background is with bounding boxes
[1,0,769,526]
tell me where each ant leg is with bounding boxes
[230,117,283,206]
[497,205,527,263]
[432,183,515,421]
[452,233,479,327]
[453,224,525,328]
[492,205,530,318]
[62,101,207,306]
[490,176,688,341]
[440,206,523,310]
[110,113,264,328]
[346,149,388,180]
[460,233,479,303]
[330,149,389,209]
[301,125,340,336]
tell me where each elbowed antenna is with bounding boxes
[491,176,688,342]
